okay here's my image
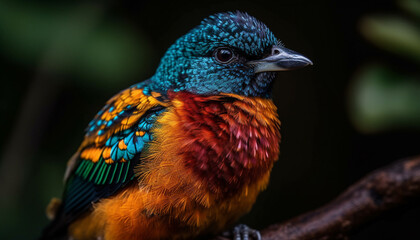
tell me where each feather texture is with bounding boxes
[68,92,280,239]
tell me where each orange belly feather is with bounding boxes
[69,92,281,240]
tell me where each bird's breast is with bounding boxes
[140,91,281,198]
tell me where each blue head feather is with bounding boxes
[144,12,281,97]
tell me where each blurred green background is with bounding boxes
[1,0,419,239]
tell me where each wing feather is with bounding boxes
[61,86,168,220]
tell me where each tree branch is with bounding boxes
[213,156,420,240]
[258,155,420,239]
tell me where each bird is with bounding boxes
[40,11,312,240]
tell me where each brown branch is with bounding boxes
[213,156,420,240]
[258,155,420,240]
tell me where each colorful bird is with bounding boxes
[40,11,312,240]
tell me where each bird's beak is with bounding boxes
[248,46,313,73]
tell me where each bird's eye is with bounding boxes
[214,48,235,64]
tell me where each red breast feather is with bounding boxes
[165,91,281,197]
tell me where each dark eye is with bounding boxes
[214,48,235,64]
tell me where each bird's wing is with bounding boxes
[61,86,168,221]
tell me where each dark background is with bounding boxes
[1,0,419,239]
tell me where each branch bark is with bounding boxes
[257,155,420,240]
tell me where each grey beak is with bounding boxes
[248,46,313,73]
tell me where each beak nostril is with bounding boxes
[272,48,281,56]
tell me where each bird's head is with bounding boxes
[149,11,312,97]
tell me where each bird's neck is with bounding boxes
[145,91,281,197]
